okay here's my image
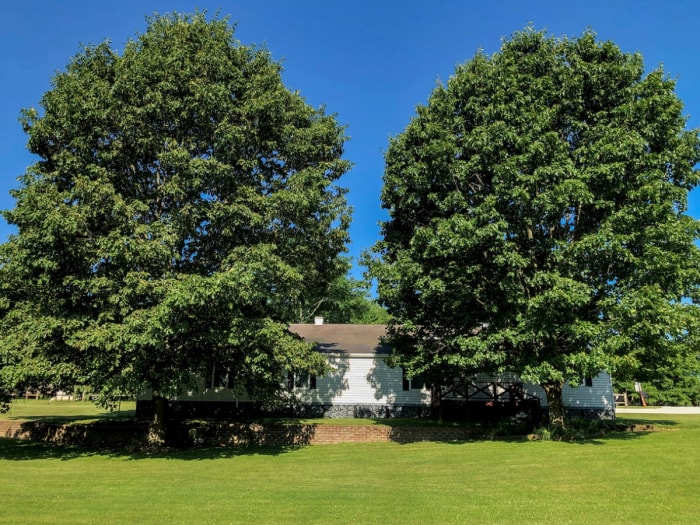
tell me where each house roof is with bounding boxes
[288,324,391,357]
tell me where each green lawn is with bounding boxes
[1,412,699,524]
[3,398,136,422]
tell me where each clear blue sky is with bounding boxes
[2,1,700,279]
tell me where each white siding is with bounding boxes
[521,373,614,410]
[563,373,614,410]
[139,355,431,407]
[296,355,429,406]
[138,364,612,412]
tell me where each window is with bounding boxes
[287,372,317,390]
[205,363,232,389]
[584,377,593,387]
[402,369,425,391]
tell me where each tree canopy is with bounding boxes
[302,273,392,325]
[371,28,700,424]
[0,12,351,433]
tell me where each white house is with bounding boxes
[136,323,615,420]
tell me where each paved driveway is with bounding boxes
[616,406,700,414]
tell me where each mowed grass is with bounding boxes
[3,398,136,422]
[1,412,699,524]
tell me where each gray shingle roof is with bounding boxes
[288,324,391,357]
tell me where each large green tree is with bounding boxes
[0,12,351,441]
[371,28,700,426]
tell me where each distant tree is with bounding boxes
[371,28,700,426]
[349,296,393,325]
[293,268,391,325]
[318,275,390,325]
[616,352,700,406]
[0,12,351,443]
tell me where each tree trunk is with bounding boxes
[147,396,168,447]
[431,385,443,420]
[543,381,566,428]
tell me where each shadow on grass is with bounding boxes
[0,436,300,461]
[388,416,672,446]
[0,418,316,460]
[614,417,680,428]
[0,415,683,460]
[5,412,137,423]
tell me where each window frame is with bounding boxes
[402,369,425,391]
[287,371,317,390]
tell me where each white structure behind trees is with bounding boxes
[137,324,614,420]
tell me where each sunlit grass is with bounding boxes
[3,398,136,422]
[1,413,699,524]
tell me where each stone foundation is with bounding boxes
[564,406,616,420]
[137,399,613,422]
[136,400,433,420]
